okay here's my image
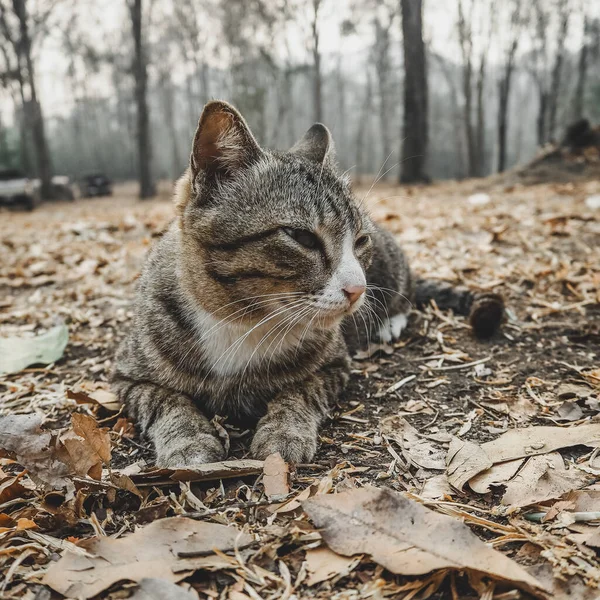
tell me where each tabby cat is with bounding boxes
[111,101,503,468]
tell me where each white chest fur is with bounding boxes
[192,308,309,377]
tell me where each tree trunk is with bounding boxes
[399,0,429,184]
[356,71,373,180]
[475,52,487,176]
[536,86,548,146]
[547,4,569,143]
[497,41,517,173]
[572,16,589,121]
[311,0,323,123]
[160,72,183,180]
[374,18,393,176]
[457,0,476,177]
[129,0,155,199]
[13,0,53,198]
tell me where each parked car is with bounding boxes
[80,174,112,198]
[0,169,41,210]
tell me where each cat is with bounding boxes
[111,101,503,468]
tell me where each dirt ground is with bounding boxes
[1,177,600,599]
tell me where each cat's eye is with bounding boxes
[282,227,320,250]
[355,234,371,249]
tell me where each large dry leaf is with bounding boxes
[262,453,289,499]
[116,459,264,485]
[381,415,446,470]
[468,458,525,494]
[129,578,200,600]
[43,517,254,598]
[501,453,588,508]
[0,414,71,489]
[0,323,68,375]
[303,487,547,597]
[447,424,600,489]
[304,547,360,586]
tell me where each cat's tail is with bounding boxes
[414,278,504,339]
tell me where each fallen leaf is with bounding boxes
[447,424,600,488]
[43,517,254,598]
[0,323,68,375]
[468,458,525,494]
[419,474,454,500]
[304,546,360,586]
[262,453,289,499]
[303,487,547,597]
[129,578,200,600]
[446,437,492,490]
[118,459,264,485]
[68,388,121,412]
[0,414,71,489]
[501,453,589,508]
[381,416,446,470]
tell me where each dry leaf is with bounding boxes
[447,424,600,488]
[129,578,200,600]
[304,546,360,586]
[446,437,492,490]
[468,458,525,494]
[419,474,454,500]
[263,453,289,499]
[43,517,254,598]
[118,459,264,485]
[501,453,589,508]
[0,414,71,489]
[303,487,547,597]
[381,415,446,470]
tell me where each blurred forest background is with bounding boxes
[0,0,599,198]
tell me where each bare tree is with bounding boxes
[572,11,592,121]
[497,0,522,173]
[0,0,54,198]
[310,0,323,123]
[457,0,476,177]
[547,0,569,142]
[127,0,155,199]
[399,0,428,184]
[372,3,398,175]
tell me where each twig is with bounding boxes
[182,495,294,519]
[424,357,491,372]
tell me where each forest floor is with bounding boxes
[1,177,600,599]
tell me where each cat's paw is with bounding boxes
[156,435,226,469]
[251,427,317,464]
[374,313,408,343]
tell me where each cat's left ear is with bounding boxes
[290,123,336,166]
[190,101,263,180]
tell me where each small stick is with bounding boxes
[424,357,491,372]
[525,511,600,523]
[182,495,294,519]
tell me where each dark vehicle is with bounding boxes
[0,169,41,210]
[81,174,112,198]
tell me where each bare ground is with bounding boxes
[1,178,599,599]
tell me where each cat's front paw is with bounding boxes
[156,434,226,469]
[251,426,317,463]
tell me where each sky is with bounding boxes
[5,0,597,123]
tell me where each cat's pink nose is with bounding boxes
[343,284,366,305]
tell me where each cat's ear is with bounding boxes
[290,123,336,166]
[190,101,262,179]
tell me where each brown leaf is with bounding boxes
[43,517,254,598]
[303,487,548,597]
[263,453,289,499]
[468,458,525,494]
[0,414,71,489]
[381,415,446,470]
[67,387,121,413]
[304,546,360,586]
[119,459,264,485]
[447,424,600,488]
[501,453,589,508]
[129,578,200,600]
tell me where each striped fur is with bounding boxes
[112,101,502,468]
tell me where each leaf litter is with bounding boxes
[1,180,600,597]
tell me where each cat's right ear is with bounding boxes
[290,123,336,166]
[190,101,262,181]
